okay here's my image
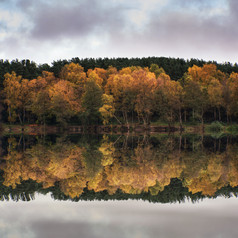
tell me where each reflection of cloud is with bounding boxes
[32,221,93,238]
[0,195,238,238]
[0,220,33,238]
[0,221,7,229]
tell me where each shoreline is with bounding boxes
[1,123,234,135]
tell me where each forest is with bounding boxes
[1,57,238,127]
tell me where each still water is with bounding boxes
[0,195,237,238]
[0,134,238,238]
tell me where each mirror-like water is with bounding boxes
[0,195,238,238]
[1,134,238,202]
[0,134,237,237]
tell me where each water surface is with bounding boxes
[0,134,237,237]
[0,195,237,238]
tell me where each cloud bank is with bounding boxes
[0,0,236,64]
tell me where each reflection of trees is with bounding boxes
[2,137,85,191]
[0,135,238,201]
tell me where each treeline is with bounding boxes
[1,57,238,83]
[1,57,238,126]
[0,176,237,203]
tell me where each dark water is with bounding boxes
[0,134,238,237]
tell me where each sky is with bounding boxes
[0,0,237,65]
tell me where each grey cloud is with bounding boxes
[1,0,237,63]
[172,0,214,8]
[17,0,127,41]
[103,0,238,63]
[32,221,94,238]
[228,0,238,18]
[17,0,34,9]
[134,0,238,58]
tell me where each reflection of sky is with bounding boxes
[0,195,237,238]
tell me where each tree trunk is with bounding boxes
[123,111,126,124]
[184,137,187,149]
[201,133,204,152]
[201,108,204,131]
[44,114,46,136]
[113,114,122,124]
[125,112,129,129]
[179,135,182,154]
[179,108,183,131]
[8,106,11,123]
[18,113,23,125]
[23,107,26,124]
[218,107,221,121]
[146,114,150,126]
[142,115,146,126]
[132,111,134,126]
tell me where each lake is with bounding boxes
[0,133,237,238]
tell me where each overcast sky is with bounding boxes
[0,0,237,64]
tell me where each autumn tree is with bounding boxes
[132,69,157,125]
[155,73,184,128]
[183,76,209,126]
[105,68,136,125]
[99,94,116,125]
[60,62,87,96]
[81,79,103,124]
[228,72,238,119]
[207,78,223,120]
[87,67,107,88]
[184,65,219,125]
[28,71,57,125]
[149,64,165,78]
[105,67,158,125]
[3,72,30,124]
[49,80,81,125]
